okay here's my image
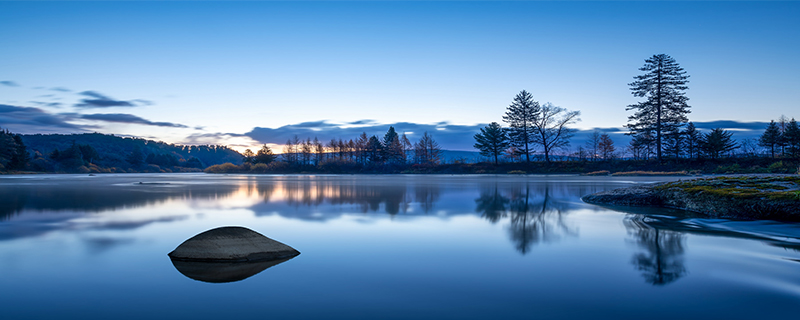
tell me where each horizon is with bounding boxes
[2,1,798,153]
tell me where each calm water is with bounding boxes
[1,174,798,319]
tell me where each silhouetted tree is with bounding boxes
[683,122,700,159]
[784,118,800,158]
[503,90,540,163]
[242,149,255,164]
[759,120,782,158]
[383,126,404,163]
[627,54,691,161]
[585,130,601,161]
[0,128,29,171]
[598,133,616,160]
[473,122,509,165]
[254,144,276,164]
[663,130,683,159]
[366,135,383,164]
[414,131,442,164]
[531,103,580,162]
[313,137,324,165]
[699,128,737,159]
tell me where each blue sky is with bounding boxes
[1,1,798,151]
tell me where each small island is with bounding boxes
[582,175,800,221]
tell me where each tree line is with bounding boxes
[0,131,239,173]
[218,128,445,173]
[473,54,799,169]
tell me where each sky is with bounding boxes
[1,1,799,152]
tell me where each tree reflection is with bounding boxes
[474,185,508,223]
[477,183,577,254]
[625,216,687,286]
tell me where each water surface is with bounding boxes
[1,174,798,319]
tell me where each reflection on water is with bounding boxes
[2,174,800,319]
[476,183,577,254]
[625,216,687,285]
[170,257,296,283]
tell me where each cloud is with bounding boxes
[50,87,71,92]
[0,104,86,133]
[79,113,188,128]
[74,91,142,108]
[0,81,19,87]
[29,101,64,108]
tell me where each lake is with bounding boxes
[1,173,798,319]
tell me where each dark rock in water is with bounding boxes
[168,226,300,262]
[171,258,294,283]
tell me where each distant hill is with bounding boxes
[21,133,242,171]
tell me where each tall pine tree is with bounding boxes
[627,54,691,161]
[503,90,539,163]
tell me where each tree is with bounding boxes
[473,122,510,165]
[241,149,255,164]
[663,130,683,159]
[598,133,616,160]
[414,131,442,164]
[784,118,800,158]
[383,126,404,163]
[503,90,540,163]
[366,135,383,164]
[126,146,145,168]
[313,137,324,165]
[626,54,691,161]
[699,128,737,159]
[585,130,601,161]
[254,144,276,164]
[683,122,700,159]
[759,120,782,158]
[531,103,580,162]
[401,133,413,163]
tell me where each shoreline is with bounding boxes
[582,174,800,221]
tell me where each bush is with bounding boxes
[204,162,240,173]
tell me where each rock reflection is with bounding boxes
[170,257,295,283]
[625,216,687,286]
[477,183,578,254]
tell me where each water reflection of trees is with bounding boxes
[476,183,578,254]
[255,180,439,216]
[625,216,687,286]
[0,183,240,220]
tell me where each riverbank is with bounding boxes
[582,175,800,221]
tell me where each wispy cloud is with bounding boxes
[78,113,188,128]
[0,81,20,87]
[0,104,87,133]
[50,87,71,92]
[74,91,145,108]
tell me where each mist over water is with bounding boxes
[1,174,798,319]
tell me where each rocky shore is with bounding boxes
[582,175,800,221]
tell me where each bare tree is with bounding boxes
[531,103,580,162]
[585,130,601,161]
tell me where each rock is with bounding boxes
[168,226,300,262]
[581,184,665,207]
[171,258,293,283]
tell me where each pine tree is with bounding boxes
[683,122,700,159]
[382,126,404,163]
[627,54,691,161]
[759,120,782,158]
[699,128,737,159]
[473,122,509,165]
[254,145,276,164]
[784,118,800,158]
[503,90,540,163]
